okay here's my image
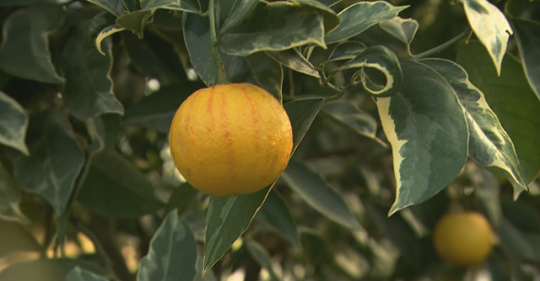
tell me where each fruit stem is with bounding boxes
[208,0,229,84]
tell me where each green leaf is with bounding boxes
[325,1,408,44]
[457,41,540,184]
[513,18,540,100]
[58,21,124,121]
[0,4,65,84]
[122,82,203,133]
[0,164,29,224]
[334,45,403,97]
[321,100,386,147]
[122,32,184,85]
[220,51,284,101]
[166,182,198,216]
[366,202,420,266]
[87,113,121,152]
[461,0,512,75]
[380,17,418,54]
[86,0,125,16]
[498,219,539,262]
[375,60,468,215]
[123,0,141,11]
[66,267,108,281]
[142,0,201,13]
[10,111,85,215]
[501,197,540,233]
[468,164,503,226]
[88,11,125,55]
[78,150,164,217]
[266,49,320,78]
[204,187,271,272]
[138,211,198,281]
[245,240,281,281]
[202,98,323,272]
[116,10,153,37]
[421,58,527,197]
[0,258,108,281]
[256,189,300,247]
[220,1,327,56]
[326,41,367,62]
[292,0,340,34]
[281,158,361,229]
[284,98,325,153]
[194,254,217,281]
[218,0,259,35]
[183,13,221,86]
[0,91,29,155]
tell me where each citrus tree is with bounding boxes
[1,0,540,280]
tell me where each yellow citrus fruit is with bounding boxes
[433,212,494,266]
[169,83,293,196]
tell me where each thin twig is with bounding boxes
[412,27,472,60]
[208,0,228,84]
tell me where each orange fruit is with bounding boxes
[169,83,293,196]
[433,212,494,266]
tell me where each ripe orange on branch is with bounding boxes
[433,211,495,266]
[169,83,293,196]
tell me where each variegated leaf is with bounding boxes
[325,1,408,44]
[334,46,403,97]
[376,60,468,215]
[0,92,29,155]
[327,41,367,62]
[266,49,320,78]
[457,41,540,184]
[421,58,527,197]
[86,0,124,16]
[95,25,125,55]
[461,0,512,75]
[380,17,418,55]
[220,1,326,56]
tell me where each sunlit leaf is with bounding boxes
[123,82,203,133]
[256,189,300,247]
[513,18,540,100]
[457,41,540,184]
[375,60,468,215]
[266,49,320,78]
[10,111,85,215]
[78,150,164,217]
[321,100,386,147]
[245,240,281,281]
[66,267,108,281]
[0,4,65,84]
[220,1,326,56]
[334,46,403,97]
[0,91,28,155]
[220,51,283,101]
[59,19,124,120]
[282,158,361,229]
[203,98,323,272]
[461,0,512,75]
[325,1,408,44]
[421,59,527,198]
[138,211,197,281]
[0,164,29,224]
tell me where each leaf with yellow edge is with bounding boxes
[376,60,468,215]
[461,0,512,75]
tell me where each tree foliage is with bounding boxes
[0,0,539,280]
